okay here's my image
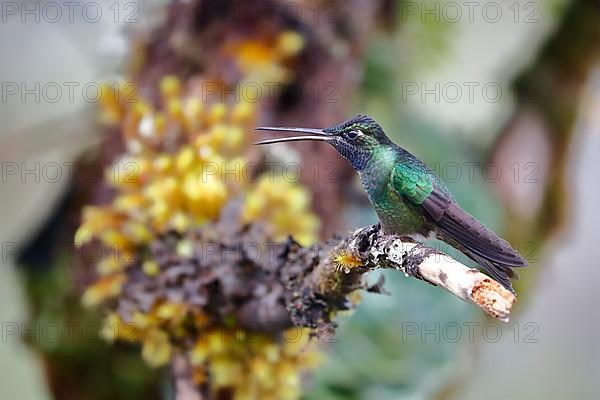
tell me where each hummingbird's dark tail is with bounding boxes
[433,202,527,294]
[436,232,520,294]
[464,251,519,294]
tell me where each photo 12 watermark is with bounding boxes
[0,320,540,345]
[0,160,542,186]
[401,1,540,24]
[400,321,540,343]
[1,1,140,24]
[0,81,340,105]
[400,81,541,104]
[2,236,540,267]
[0,81,137,104]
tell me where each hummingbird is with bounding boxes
[255,115,527,292]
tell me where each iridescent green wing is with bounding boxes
[389,163,450,221]
[390,163,526,291]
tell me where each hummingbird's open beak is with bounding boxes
[253,127,331,145]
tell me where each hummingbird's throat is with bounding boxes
[334,140,372,171]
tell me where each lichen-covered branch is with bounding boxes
[115,220,515,345]
[325,225,516,321]
[283,224,516,328]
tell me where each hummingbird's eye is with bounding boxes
[345,130,360,140]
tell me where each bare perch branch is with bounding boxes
[333,225,516,322]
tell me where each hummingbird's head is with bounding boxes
[254,115,391,171]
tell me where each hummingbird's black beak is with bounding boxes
[253,126,331,145]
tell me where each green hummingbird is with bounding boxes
[255,115,527,292]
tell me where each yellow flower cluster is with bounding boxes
[77,28,321,399]
[102,302,192,368]
[231,30,305,89]
[190,327,322,400]
[242,176,320,246]
[77,74,319,298]
[104,310,322,398]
